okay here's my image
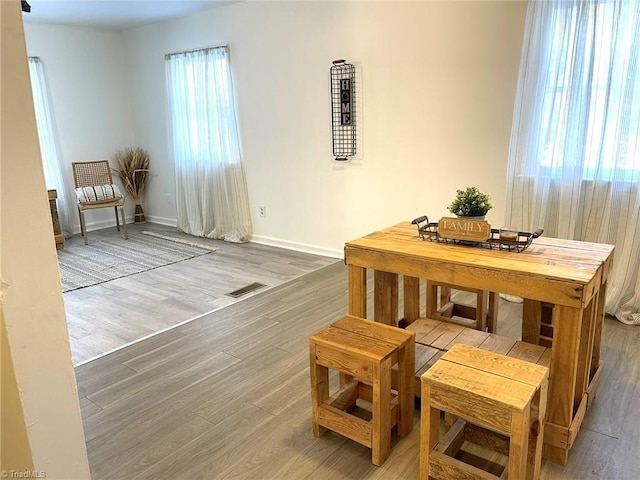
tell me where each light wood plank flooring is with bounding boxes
[62,223,338,365]
[77,261,640,480]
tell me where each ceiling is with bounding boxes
[22,0,241,31]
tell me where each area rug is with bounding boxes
[58,232,218,292]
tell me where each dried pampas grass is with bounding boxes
[112,147,150,204]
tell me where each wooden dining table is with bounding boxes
[343,222,614,465]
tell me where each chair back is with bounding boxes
[72,160,114,188]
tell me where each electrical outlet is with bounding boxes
[258,205,266,218]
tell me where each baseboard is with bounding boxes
[128,216,341,258]
[71,215,176,234]
[251,234,343,259]
[72,216,342,259]
[73,217,123,234]
[144,215,177,227]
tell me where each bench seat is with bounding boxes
[393,318,551,397]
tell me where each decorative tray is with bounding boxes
[411,216,543,253]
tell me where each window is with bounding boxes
[165,46,239,167]
[28,56,73,234]
[506,0,640,324]
[532,1,640,182]
[165,46,251,241]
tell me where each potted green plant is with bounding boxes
[447,187,492,219]
[112,147,150,223]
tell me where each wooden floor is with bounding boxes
[77,261,640,480]
[62,223,337,365]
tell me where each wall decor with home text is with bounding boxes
[330,59,357,161]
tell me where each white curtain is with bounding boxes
[28,56,74,236]
[165,46,252,243]
[506,0,640,325]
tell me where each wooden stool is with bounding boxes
[420,343,548,480]
[522,300,555,347]
[426,281,498,333]
[309,315,415,466]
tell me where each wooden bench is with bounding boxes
[392,318,551,398]
[309,315,415,466]
[523,300,555,347]
[420,344,549,480]
[426,281,497,333]
[426,284,554,347]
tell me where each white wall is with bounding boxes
[24,22,136,229]
[1,1,90,477]
[24,1,527,256]
[125,1,527,256]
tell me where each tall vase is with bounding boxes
[134,204,146,223]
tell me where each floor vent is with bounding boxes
[226,282,267,298]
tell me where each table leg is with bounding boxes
[576,293,597,402]
[544,304,583,465]
[345,265,367,387]
[374,271,398,326]
[591,280,607,378]
[348,265,367,318]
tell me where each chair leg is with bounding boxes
[115,206,121,231]
[119,206,128,240]
[78,208,88,245]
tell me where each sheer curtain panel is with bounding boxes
[506,0,640,324]
[165,46,252,243]
[28,57,74,236]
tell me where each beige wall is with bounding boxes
[23,1,527,256]
[124,1,528,255]
[1,318,35,473]
[23,22,136,231]
[0,1,90,478]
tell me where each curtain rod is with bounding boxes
[164,44,229,60]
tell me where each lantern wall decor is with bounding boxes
[330,59,357,161]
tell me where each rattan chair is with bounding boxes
[72,160,128,245]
